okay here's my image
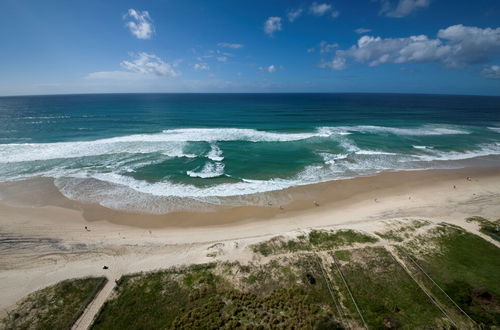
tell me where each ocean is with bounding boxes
[1,93,499,213]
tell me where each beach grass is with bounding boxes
[329,247,451,328]
[398,223,500,327]
[1,277,106,330]
[91,257,346,329]
[251,229,378,256]
[466,216,500,241]
[374,219,430,242]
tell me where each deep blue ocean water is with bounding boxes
[0,93,499,213]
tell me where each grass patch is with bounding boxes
[375,219,430,242]
[1,277,106,330]
[251,229,378,256]
[401,223,500,327]
[331,247,451,329]
[92,257,346,329]
[466,216,500,241]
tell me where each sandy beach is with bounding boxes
[1,166,500,317]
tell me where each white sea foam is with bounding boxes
[413,145,432,150]
[206,143,224,161]
[337,136,360,153]
[0,140,190,163]
[0,125,471,163]
[320,153,348,165]
[316,127,351,136]
[158,128,319,142]
[187,162,225,178]
[5,140,498,214]
[338,125,470,136]
[0,128,332,163]
[489,127,500,133]
[415,143,500,161]
[355,150,398,155]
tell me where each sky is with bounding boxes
[1,0,500,96]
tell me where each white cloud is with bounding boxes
[482,65,500,79]
[267,65,277,73]
[322,25,500,72]
[379,0,430,18]
[87,52,179,79]
[121,53,178,76]
[437,25,500,67]
[218,42,244,49]
[319,41,339,53]
[216,56,228,62]
[307,47,316,53]
[194,63,210,71]
[355,28,372,34]
[331,10,340,18]
[309,2,332,16]
[264,17,282,36]
[319,57,346,70]
[124,9,154,39]
[287,8,303,22]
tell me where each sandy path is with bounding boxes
[72,278,115,330]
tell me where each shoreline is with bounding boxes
[1,165,500,315]
[1,165,500,228]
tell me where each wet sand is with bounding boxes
[1,166,500,228]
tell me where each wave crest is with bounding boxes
[187,162,225,178]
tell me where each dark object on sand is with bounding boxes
[103,266,109,270]
[467,176,472,181]
[85,226,90,231]
[313,201,319,207]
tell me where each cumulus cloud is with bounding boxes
[309,2,332,16]
[322,25,500,72]
[264,17,282,36]
[87,53,178,79]
[218,42,244,49]
[482,65,500,79]
[194,63,210,71]
[355,28,372,34]
[379,0,430,18]
[267,65,277,73]
[287,8,303,22]
[124,9,154,39]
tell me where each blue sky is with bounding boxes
[1,0,500,96]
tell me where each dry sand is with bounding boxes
[1,166,500,317]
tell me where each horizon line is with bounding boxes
[2,91,500,98]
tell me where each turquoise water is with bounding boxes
[0,93,499,213]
